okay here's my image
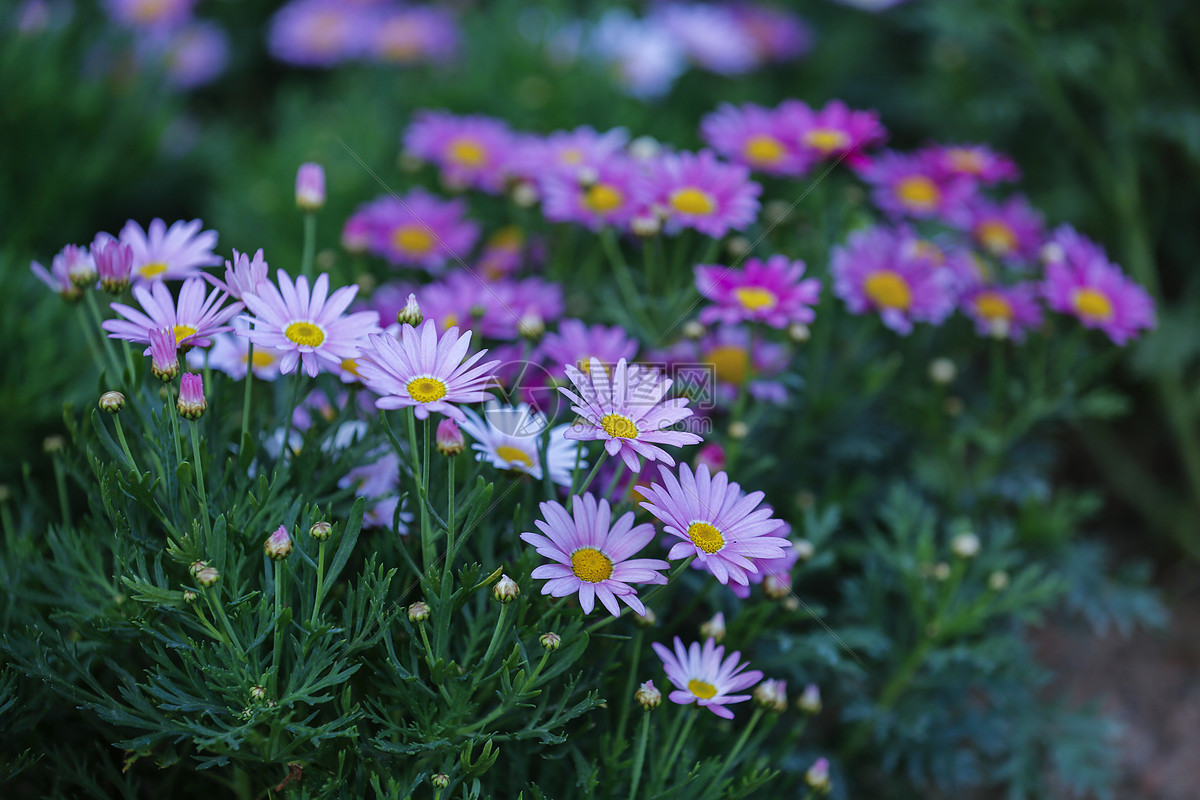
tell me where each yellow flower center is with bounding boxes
[560,148,584,165]
[1072,288,1114,321]
[341,358,361,377]
[131,0,170,24]
[670,187,715,216]
[393,225,434,255]
[600,413,638,440]
[447,138,486,167]
[947,148,984,174]
[407,376,448,403]
[584,183,624,213]
[246,351,276,368]
[495,445,534,468]
[973,292,1014,321]
[734,286,777,311]
[172,325,197,344]
[704,345,749,387]
[139,262,168,279]
[570,547,614,583]
[976,220,1017,256]
[864,270,912,310]
[285,321,325,347]
[895,176,940,211]
[804,128,850,154]
[743,135,786,165]
[687,521,725,554]
[379,21,420,60]
[687,679,718,699]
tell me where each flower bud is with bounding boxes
[182,589,198,603]
[693,443,725,473]
[725,236,751,259]
[635,680,661,710]
[793,538,815,562]
[436,418,464,456]
[763,572,792,600]
[196,565,220,588]
[264,525,293,560]
[342,216,371,254]
[753,678,787,712]
[518,311,544,340]
[408,601,430,623]
[797,683,822,714]
[728,420,749,440]
[788,323,811,343]
[95,239,133,294]
[928,357,957,385]
[63,245,96,289]
[988,570,1009,591]
[43,435,65,454]
[634,607,657,628]
[539,632,561,651]
[295,163,326,212]
[99,390,125,414]
[492,573,519,604]
[630,213,661,237]
[149,327,179,382]
[805,757,831,793]
[310,520,333,541]
[511,182,539,208]
[951,532,980,559]
[177,373,207,420]
[700,611,725,643]
[932,562,951,581]
[431,773,450,789]
[628,136,661,161]
[396,293,423,327]
[250,685,267,702]
[189,560,208,578]
[682,320,705,340]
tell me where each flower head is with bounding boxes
[777,99,887,166]
[436,418,465,456]
[652,636,763,719]
[962,283,1044,341]
[356,319,499,422]
[177,372,206,419]
[239,270,380,377]
[958,196,1044,263]
[641,150,761,238]
[635,680,662,710]
[700,103,810,176]
[521,494,668,616]
[118,218,220,283]
[536,319,639,384]
[338,449,411,530]
[540,153,642,232]
[104,277,242,350]
[94,238,133,294]
[696,255,821,329]
[367,5,459,65]
[267,0,370,66]
[560,358,703,473]
[348,190,479,272]
[460,401,584,487]
[148,327,179,381]
[922,143,1019,185]
[404,110,514,193]
[30,249,83,302]
[187,324,284,382]
[264,525,293,560]
[857,151,975,221]
[296,163,326,211]
[208,248,270,300]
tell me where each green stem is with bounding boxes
[112,414,137,470]
[602,461,627,503]
[713,707,765,786]
[407,411,433,572]
[614,630,644,748]
[167,383,183,469]
[657,709,698,791]
[443,456,456,588]
[479,603,513,673]
[310,540,327,627]
[628,712,651,800]
[572,456,606,496]
[190,424,212,539]
[85,291,123,380]
[206,586,245,658]
[51,455,70,528]
[74,305,107,376]
[278,372,304,467]
[240,341,255,446]
[271,560,284,693]
[599,229,655,336]
[300,213,317,278]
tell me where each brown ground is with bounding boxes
[1032,567,1200,799]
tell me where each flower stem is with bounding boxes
[443,456,456,588]
[407,410,433,573]
[51,454,70,528]
[271,560,284,693]
[112,414,137,470]
[189,424,212,538]
[713,707,765,786]
[572,456,606,496]
[240,341,255,446]
[479,603,513,673]
[310,540,327,627]
[300,213,317,278]
[206,586,245,658]
[628,711,651,800]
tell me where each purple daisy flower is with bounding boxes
[339,448,411,531]
[726,4,813,62]
[541,153,642,231]
[831,225,958,334]
[238,270,380,377]
[356,319,500,422]
[637,462,790,586]
[641,150,761,238]
[696,254,821,329]
[102,0,196,30]
[403,110,514,193]
[104,276,241,351]
[922,143,1020,185]
[700,103,811,177]
[856,151,975,221]
[267,0,370,67]
[652,636,763,719]
[415,271,558,341]
[536,319,639,383]
[649,327,792,407]
[520,494,668,616]
[508,126,630,187]
[352,190,479,272]
[30,245,89,300]
[777,99,887,167]
[118,218,220,283]
[559,358,703,473]
[474,226,527,281]
[962,284,1044,341]
[957,196,1045,263]
[648,3,759,75]
[206,247,270,300]
[727,539,799,600]
[152,20,230,89]
[367,6,458,65]
[1041,228,1155,345]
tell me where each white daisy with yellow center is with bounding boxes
[460,402,584,487]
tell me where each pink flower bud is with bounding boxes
[221,248,269,300]
[149,327,179,382]
[436,418,464,456]
[177,372,207,420]
[295,163,326,212]
[805,757,831,792]
[94,238,132,294]
[694,443,726,473]
[264,525,293,560]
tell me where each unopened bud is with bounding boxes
[951,532,980,559]
[788,323,811,343]
[753,678,787,712]
[408,601,431,623]
[725,236,752,259]
[988,570,1009,591]
[932,562,951,581]
[436,418,464,456]
[310,520,333,541]
[728,420,749,440]
[64,245,96,289]
[634,607,658,628]
[182,589,198,603]
[539,632,561,651]
[493,573,519,603]
[628,136,662,161]
[518,311,545,339]
[928,358,957,385]
[631,214,661,237]
[95,239,133,294]
[797,683,822,714]
[43,435,65,454]
[295,163,326,212]
[682,320,705,339]
[196,565,220,588]
[177,373,207,420]
[431,773,450,789]
[250,685,267,702]
[511,182,539,208]
[635,680,662,710]
[264,525,293,560]
[149,327,179,382]
[763,573,791,600]
[189,560,208,578]
[396,293,423,327]
[805,757,831,793]
[99,390,125,414]
[793,538,815,562]
[700,611,725,643]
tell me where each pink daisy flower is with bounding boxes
[637,462,790,586]
[641,150,761,238]
[508,126,630,187]
[727,5,813,62]
[652,636,763,719]
[727,540,799,600]
[206,247,270,300]
[403,110,514,193]
[696,255,821,328]
[520,494,668,616]
[922,143,1020,185]
[415,272,560,341]
[30,247,85,301]
[656,326,791,406]
[559,358,703,473]
[777,99,887,167]
[118,218,220,283]
[957,196,1044,263]
[536,319,639,383]
[1041,227,1154,345]
[961,284,1044,341]
[700,103,810,177]
[350,190,480,272]
[355,319,500,422]
[541,154,642,232]
[104,277,241,351]
[831,225,958,334]
[856,151,975,221]
[367,6,458,65]
[238,270,380,377]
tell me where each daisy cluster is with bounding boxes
[267,0,458,67]
[99,0,229,88]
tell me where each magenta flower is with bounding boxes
[149,327,179,381]
[652,637,763,719]
[958,196,1044,263]
[637,462,790,586]
[520,494,668,616]
[177,372,206,419]
[962,284,1044,341]
[541,154,641,231]
[30,246,85,300]
[700,103,810,176]
[206,248,270,300]
[641,150,761,238]
[295,163,326,211]
[404,110,514,193]
[857,151,975,221]
[653,326,792,406]
[94,238,133,293]
[508,126,630,187]
[267,0,370,67]
[696,255,821,328]
[559,358,703,473]
[831,225,958,334]
[103,0,196,30]
[727,5,813,62]
[105,277,241,350]
[367,6,459,65]
[356,320,499,422]
[238,270,380,377]
[777,99,886,167]
[922,143,1019,185]
[118,218,220,283]
[413,271,559,340]
[349,190,479,272]
[535,319,639,384]
[1041,227,1154,345]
